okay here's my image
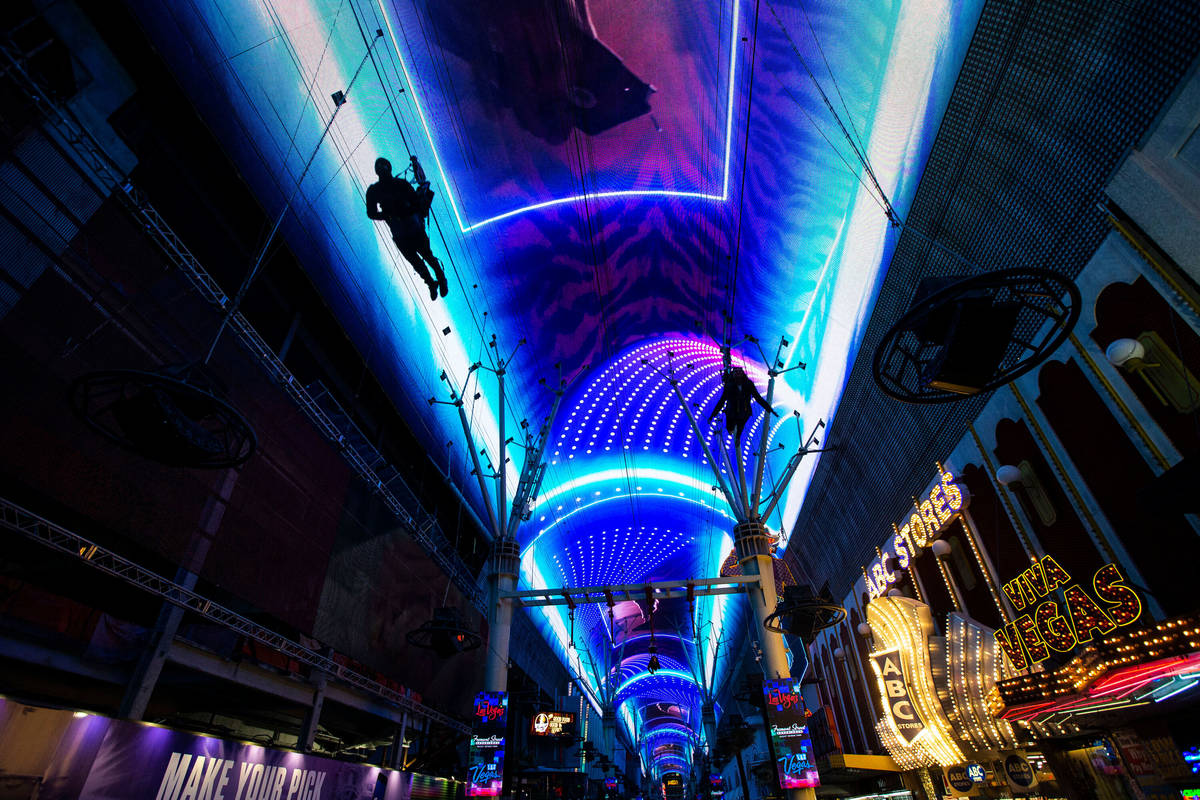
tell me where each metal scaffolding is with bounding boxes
[0,38,484,612]
[0,496,469,734]
[504,576,760,607]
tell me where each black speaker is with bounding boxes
[921,298,1021,395]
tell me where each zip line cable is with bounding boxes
[349,0,508,384]
[763,0,897,228]
[724,0,763,355]
[795,0,873,173]
[203,24,382,364]
[179,0,454,451]
[264,0,346,173]
[248,2,464,445]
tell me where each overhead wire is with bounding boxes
[265,0,346,172]
[763,0,896,227]
[365,4,606,682]
[795,0,872,169]
[349,0,559,513]
[368,0,520,367]
[723,0,763,353]
[371,0,558,466]
[247,0,465,445]
[182,0,482,471]
[172,4,464,450]
[348,0,493,353]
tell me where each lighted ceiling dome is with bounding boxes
[127,0,987,770]
[523,337,800,770]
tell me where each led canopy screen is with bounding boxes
[126,0,983,777]
[382,0,737,230]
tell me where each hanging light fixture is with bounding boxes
[406,607,482,657]
[70,364,256,468]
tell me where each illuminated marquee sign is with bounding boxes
[866,468,967,598]
[474,692,508,729]
[993,558,1143,670]
[467,692,508,797]
[530,711,576,736]
[944,765,974,793]
[869,650,925,744]
[761,679,820,790]
[1003,754,1037,791]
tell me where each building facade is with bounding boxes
[806,65,1200,800]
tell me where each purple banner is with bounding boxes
[0,699,450,800]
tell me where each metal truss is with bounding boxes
[0,39,483,612]
[0,496,469,734]
[504,576,760,607]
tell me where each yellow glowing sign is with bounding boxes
[870,650,924,743]
[866,468,967,598]
[866,597,966,767]
[994,559,1143,670]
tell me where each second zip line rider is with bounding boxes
[366,155,448,301]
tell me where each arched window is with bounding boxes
[1092,278,1200,449]
[994,417,1104,583]
[1037,358,1198,615]
[846,609,882,753]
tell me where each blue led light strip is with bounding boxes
[376,0,742,232]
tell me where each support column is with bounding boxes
[484,537,521,692]
[701,702,717,756]
[390,712,409,769]
[733,520,814,800]
[602,707,618,762]
[734,521,789,679]
[119,468,237,719]
[298,668,328,751]
[931,540,967,614]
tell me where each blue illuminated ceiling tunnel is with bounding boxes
[123,0,984,781]
[523,338,806,773]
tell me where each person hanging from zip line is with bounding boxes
[709,365,777,439]
[366,155,447,301]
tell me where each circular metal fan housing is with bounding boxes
[764,584,846,643]
[70,367,256,468]
[872,268,1081,403]
[406,607,482,657]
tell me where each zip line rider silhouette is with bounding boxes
[709,366,777,439]
[367,156,447,301]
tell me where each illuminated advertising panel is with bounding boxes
[0,698,434,800]
[761,679,820,789]
[530,711,576,737]
[1002,755,1036,792]
[468,692,507,797]
[993,558,1143,670]
[865,467,968,598]
[869,650,925,744]
[944,765,974,793]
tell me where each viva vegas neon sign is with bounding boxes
[866,468,968,598]
[994,556,1143,670]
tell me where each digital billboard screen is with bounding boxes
[762,679,820,790]
[530,711,576,737]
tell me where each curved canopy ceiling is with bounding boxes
[129,0,982,777]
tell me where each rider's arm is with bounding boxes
[366,185,387,221]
